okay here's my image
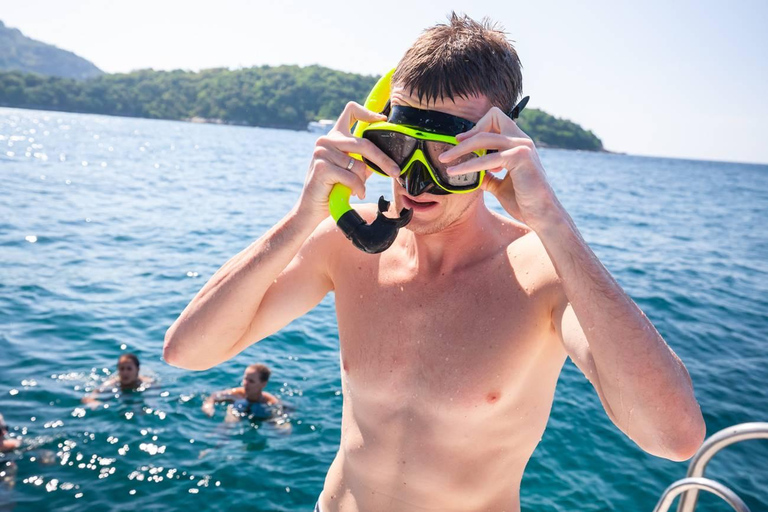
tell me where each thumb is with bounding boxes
[481,171,504,197]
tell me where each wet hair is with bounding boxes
[246,363,271,383]
[392,12,523,114]
[119,353,140,368]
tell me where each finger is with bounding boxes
[334,101,388,135]
[324,146,369,185]
[438,133,531,162]
[322,164,367,200]
[446,152,505,176]
[324,134,400,177]
[455,107,512,141]
[447,145,530,176]
[480,173,504,196]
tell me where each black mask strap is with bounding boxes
[388,106,475,135]
[509,96,530,120]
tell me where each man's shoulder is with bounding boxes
[496,217,561,288]
[263,391,279,404]
[221,387,245,398]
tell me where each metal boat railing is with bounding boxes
[653,477,750,512]
[651,422,768,512]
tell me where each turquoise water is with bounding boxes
[1,106,766,511]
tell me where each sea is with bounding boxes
[1,106,766,512]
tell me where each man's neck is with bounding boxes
[245,390,264,402]
[402,200,500,276]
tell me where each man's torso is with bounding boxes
[319,213,569,512]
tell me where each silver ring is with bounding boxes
[346,158,355,171]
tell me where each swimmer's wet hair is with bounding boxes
[246,363,271,383]
[119,353,140,368]
[393,11,523,114]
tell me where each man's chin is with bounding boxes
[405,215,449,236]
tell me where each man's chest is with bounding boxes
[331,255,559,404]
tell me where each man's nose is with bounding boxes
[400,161,434,196]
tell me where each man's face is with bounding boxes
[242,370,265,396]
[117,358,139,385]
[389,85,493,235]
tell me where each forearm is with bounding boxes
[534,201,705,459]
[164,206,320,369]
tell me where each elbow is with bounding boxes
[660,412,707,462]
[163,328,215,371]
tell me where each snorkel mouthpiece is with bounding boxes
[335,196,413,254]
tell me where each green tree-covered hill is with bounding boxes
[0,65,603,151]
[0,20,103,80]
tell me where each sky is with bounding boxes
[4,0,768,164]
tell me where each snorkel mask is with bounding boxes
[361,105,485,195]
[328,68,529,253]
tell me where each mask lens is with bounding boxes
[424,141,481,188]
[364,130,417,172]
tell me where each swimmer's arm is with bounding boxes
[263,391,279,405]
[542,213,705,462]
[82,376,118,403]
[1,439,22,452]
[164,210,338,371]
[206,388,241,404]
[202,388,240,416]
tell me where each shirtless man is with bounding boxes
[202,363,279,421]
[164,14,705,512]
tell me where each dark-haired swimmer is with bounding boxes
[202,363,279,422]
[82,353,154,408]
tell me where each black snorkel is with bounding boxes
[328,69,413,254]
[332,194,413,254]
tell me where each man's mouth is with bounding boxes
[402,195,438,212]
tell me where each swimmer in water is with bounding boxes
[82,353,153,407]
[202,363,278,422]
[0,413,21,453]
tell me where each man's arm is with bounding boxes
[545,210,705,461]
[164,210,335,370]
[164,102,397,371]
[442,107,706,462]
